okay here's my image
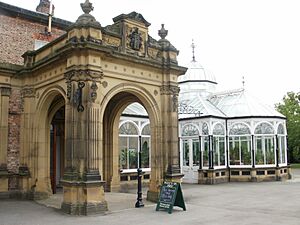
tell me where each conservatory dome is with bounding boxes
[178,58,217,97]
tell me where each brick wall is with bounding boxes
[0,14,66,65]
[7,89,22,189]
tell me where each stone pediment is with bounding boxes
[113,11,151,27]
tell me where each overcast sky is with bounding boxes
[2,0,300,106]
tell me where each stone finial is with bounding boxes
[158,24,168,40]
[75,0,100,27]
[81,0,94,14]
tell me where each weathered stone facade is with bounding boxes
[0,1,187,215]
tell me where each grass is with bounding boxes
[290,163,300,169]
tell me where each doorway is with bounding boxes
[182,138,200,183]
[50,106,65,194]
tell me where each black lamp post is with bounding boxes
[135,135,144,208]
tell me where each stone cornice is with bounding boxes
[21,86,36,98]
[0,87,11,96]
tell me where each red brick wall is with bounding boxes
[0,14,66,65]
[7,89,22,189]
[7,88,22,173]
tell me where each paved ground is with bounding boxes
[1,169,300,225]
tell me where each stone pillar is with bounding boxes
[61,69,107,215]
[19,87,35,197]
[0,87,11,198]
[160,84,183,181]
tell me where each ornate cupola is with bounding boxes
[178,40,217,97]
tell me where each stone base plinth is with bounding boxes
[61,180,108,215]
[0,178,8,198]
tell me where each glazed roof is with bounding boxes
[208,88,285,118]
[178,60,217,84]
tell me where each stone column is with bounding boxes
[61,69,107,215]
[160,84,183,180]
[19,86,35,197]
[0,87,11,197]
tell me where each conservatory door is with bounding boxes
[182,139,200,183]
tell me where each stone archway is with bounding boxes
[102,90,160,194]
[30,88,66,199]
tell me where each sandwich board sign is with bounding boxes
[155,181,186,214]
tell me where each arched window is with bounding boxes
[181,124,199,167]
[254,122,275,166]
[201,123,209,168]
[119,122,138,135]
[277,124,287,165]
[141,124,151,168]
[229,123,251,166]
[213,123,226,167]
[119,122,139,170]
[182,124,199,137]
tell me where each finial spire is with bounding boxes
[158,24,168,40]
[191,39,196,62]
[81,0,94,14]
[242,76,245,88]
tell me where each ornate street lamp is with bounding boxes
[135,135,144,208]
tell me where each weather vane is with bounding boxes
[191,39,196,62]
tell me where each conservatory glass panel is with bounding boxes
[202,136,209,167]
[128,136,138,169]
[120,122,138,135]
[229,137,240,165]
[265,136,275,165]
[193,140,200,166]
[142,124,150,135]
[182,124,199,136]
[229,123,251,135]
[183,140,189,166]
[277,124,285,135]
[119,137,128,169]
[213,124,225,135]
[255,123,274,134]
[141,137,150,168]
[240,136,251,165]
[279,136,286,164]
[213,136,225,166]
[255,137,264,165]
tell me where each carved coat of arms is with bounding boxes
[129,27,142,51]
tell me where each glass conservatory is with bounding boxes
[178,57,290,184]
[118,50,290,185]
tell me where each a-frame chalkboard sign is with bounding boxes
[156,181,186,214]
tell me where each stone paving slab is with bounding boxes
[1,169,300,225]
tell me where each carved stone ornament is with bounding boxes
[158,24,168,40]
[74,81,85,112]
[21,86,36,98]
[81,0,94,14]
[128,27,143,51]
[64,69,103,82]
[160,85,180,95]
[66,81,72,100]
[160,85,180,112]
[0,87,11,96]
[90,81,98,102]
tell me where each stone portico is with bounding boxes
[0,0,186,215]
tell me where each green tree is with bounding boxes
[276,92,300,163]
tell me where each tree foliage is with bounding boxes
[276,92,300,163]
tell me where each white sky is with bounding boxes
[2,0,300,106]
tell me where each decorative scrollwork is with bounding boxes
[178,102,202,116]
[74,81,85,112]
[90,81,98,102]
